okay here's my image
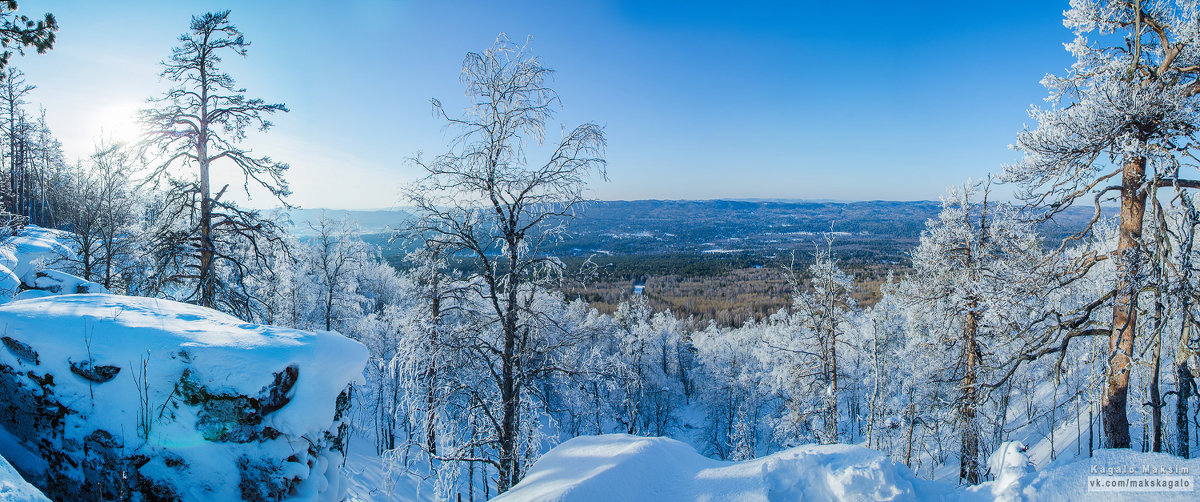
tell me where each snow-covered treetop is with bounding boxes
[1005,0,1200,208]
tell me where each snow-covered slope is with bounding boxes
[494,434,953,502]
[0,452,47,502]
[0,294,369,501]
[964,447,1200,502]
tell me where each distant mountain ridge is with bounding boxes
[296,199,1111,265]
[282,208,411,235]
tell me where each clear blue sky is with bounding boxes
[14,0,1073,209]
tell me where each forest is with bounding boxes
[0,1,1198,501]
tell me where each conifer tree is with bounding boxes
[140,10,290,314]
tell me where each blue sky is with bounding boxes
[15,0,1073,209]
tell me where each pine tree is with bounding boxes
[140,10,290,314]
[0,2,55,71]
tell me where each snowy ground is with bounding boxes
[493,434,1198,501]
[342,435,438,502]
[494,434,953,502]
[963,447,1200,501]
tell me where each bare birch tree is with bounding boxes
[404,34,605,493]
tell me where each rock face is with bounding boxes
[0,295,368,501]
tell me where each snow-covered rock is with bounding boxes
[0,245,17,272]
[494,434,953,502]
[0,265,18,302]
[2,226,72,287]
[0,294,368,501]
[0,226,79,305]
[31,269,109,295]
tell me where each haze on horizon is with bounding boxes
[16,0,1073,210]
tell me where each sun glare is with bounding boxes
[90,100,142,145]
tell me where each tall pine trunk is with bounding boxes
[1103,155,1146,449]
[196,47,215,308]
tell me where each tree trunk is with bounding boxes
[81,241,92,282]
[198,143,213,307]
[497,246,520,493]
[425,270,440,455]
[325,287,334,331]
[960,305,981,484]
[1176,352,1192,458]
[905,399,916,468]
[1103,155,1146,449]
[868,321,882,449]
[1150,324,1163,453]
[827,314,839,444]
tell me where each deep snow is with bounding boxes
[494,434,953,502]
[965,448,1200,501]
[494,434,1199,502]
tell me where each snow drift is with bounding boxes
[493,434,952,502]
[0,294,368,501]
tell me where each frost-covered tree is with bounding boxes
[389,244,451,455]
[779,245,856,445]
[1003,0,1200,449]
[860,284,911,455]
[139,10,290,313]
[898,183,1048,483]
[308,215,373,331]
[404,34,605,492]
[608,297,689,437]
[692,320,776,459]
[57,141,143,291]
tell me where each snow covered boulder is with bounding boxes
[495,434,952,502]
[26,269,110,297]
[0,294,368,501]
[0,265,18,303]
[1,226,73,287]
[0,245,17,272]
